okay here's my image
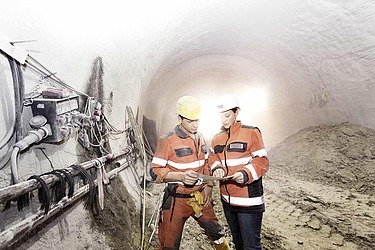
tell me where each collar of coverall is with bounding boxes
[174,125,189,138]
[221,120,242,133]
[174,125,201,140]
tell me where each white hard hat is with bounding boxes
[217,94,240,112]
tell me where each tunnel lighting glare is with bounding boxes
[238,87,268,122]
[199,98,221,141]
[198,88,268,140]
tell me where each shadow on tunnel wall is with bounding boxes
[85,56,104,104]
[142,115,157,153]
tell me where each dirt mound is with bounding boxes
[264,122,375,249]
[269,122,375,195]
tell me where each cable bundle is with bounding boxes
[17,175,51,214]
[70,164,98,214]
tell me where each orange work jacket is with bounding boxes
[209,121,269,212]
[150,125,209,194]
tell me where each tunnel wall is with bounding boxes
[139,0,375,148]
[1,0,374,248]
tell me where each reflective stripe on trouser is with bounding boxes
[158,196,225,250]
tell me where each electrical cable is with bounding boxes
[0,127,15,151]
[146,192,163,250]
[53,169,75,198]
[29,175,51,215]
[16,62,24,113]
[0,155,11,170]
[8,58,23,142]
[1,57,24,175]
[26,56,90,97]
[17,175,51,215]
[0,58,18,150]
[102,114,125,134]
[36,147,54,170]
[71,164,98,214]
[43,171,66,203]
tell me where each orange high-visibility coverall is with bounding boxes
[150,125,225,250]
[208,121,269,212]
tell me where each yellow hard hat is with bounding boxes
[176,96,201,120]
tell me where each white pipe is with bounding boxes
[10,147,20,184]
[10,125,50,184]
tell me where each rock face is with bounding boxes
[147,123,375,249]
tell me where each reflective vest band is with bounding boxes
[167,159,206,170]
[221,156,252,167]
[222,194,264,206]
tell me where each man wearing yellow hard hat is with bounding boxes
[150,96,229,250]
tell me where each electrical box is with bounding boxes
[31,95,80,142]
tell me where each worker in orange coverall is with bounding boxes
[150,96,230,250]
[209,94,269,250]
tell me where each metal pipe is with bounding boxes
[0,159,130,249]
[114,157,129,168]
[0,152,127,203]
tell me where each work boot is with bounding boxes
[213,238,230,250]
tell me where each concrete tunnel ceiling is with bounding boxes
[2,0,374,150]
[140,0,375,149]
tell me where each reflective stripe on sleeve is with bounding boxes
[222,194,264,206]
[252,148,267,157]
[152,157,167,167]
[167,159,205,170]
[245,163,259,180]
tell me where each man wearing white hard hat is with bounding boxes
[209,94,269,249]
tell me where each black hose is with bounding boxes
[16,63,24,113]
[29,175,51,214]
[7,58,23,142]
[53,169,75,198]
[17,175,51,215]
[42,171,66,203]
[70,164,98,214]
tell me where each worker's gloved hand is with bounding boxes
[212,168,225,178]
[232,171,245,184]
[203,185,213,207]
[181,170,199,185]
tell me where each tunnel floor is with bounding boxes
[144,122,374,249]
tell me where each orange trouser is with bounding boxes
[158,192,225,250]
